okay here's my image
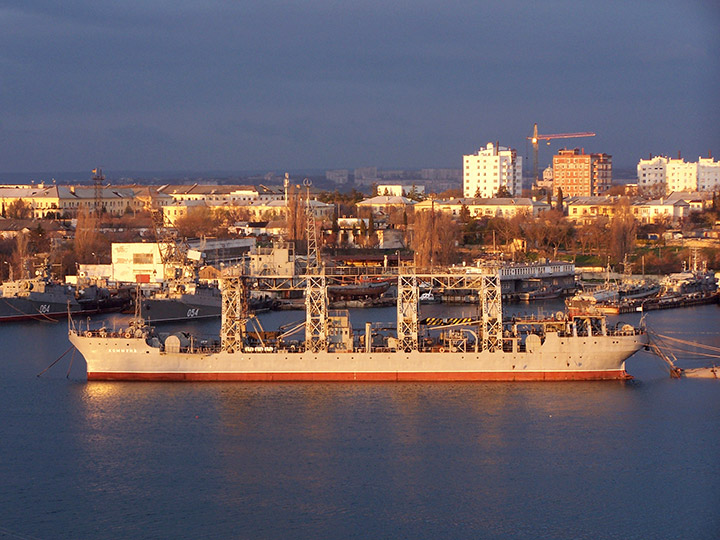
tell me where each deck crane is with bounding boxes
[527,123,596,187]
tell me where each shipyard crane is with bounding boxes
[527,123,596,186]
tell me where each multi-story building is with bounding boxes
[666,158,698,193]
[157,184,283,204]
[697,157,720,192]
[0,184,141,218]
[636,155,720,194]
[376,184,426,197]
[353,167,378,186]
[637,155,668,192]
[463,142,522,198]
[420,169,462,181]
[552,148,611,197]
[325,170,349,185]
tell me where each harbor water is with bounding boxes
[1,302,718,539]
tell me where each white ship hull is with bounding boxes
[69,330,646,382]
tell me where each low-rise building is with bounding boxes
[414,197,536,219]
[631,199,689,224]
[565,196,617,224]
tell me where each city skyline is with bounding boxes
[1,1,718,173]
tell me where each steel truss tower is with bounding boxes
[480,273,503,352]
[220,276,249,353]
[304,272,328,352]
[396,272,419,352]
[303,178,328,352]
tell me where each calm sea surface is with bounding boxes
[1,301,718,540]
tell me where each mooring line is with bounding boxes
[36,345,74,377]
[65,347,76,378]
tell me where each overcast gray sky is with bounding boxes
[1,0,718,173]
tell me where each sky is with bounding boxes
[1,0,718,175]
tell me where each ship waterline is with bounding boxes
[70,330,645,382]
[68,269,648,382]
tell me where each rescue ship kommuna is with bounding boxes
[69,269,647,382]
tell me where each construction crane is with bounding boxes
[527,123,596,186]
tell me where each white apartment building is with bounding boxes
[637,155,720,194]
[637,156,668,190]
[463,142,522,198]
[376,184,426,197]
[666,158,698,193]
[698,157,720,192]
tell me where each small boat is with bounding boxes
[419,291,441,304]
[518,285,562,302]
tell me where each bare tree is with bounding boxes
[74,211,106,263]
[609,198,636,263]
[412,210,459,269]
[174,207,224,239]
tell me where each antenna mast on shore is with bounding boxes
[92,168,105,217]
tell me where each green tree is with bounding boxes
[459,204,471,224]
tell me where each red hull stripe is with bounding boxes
[87,370,630,382]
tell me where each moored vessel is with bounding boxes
[68,269,647,382]
[1,265,128,323]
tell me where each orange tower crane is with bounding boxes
[527,123,596,185]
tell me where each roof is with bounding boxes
[665,191,714,202]
[357,195,414,205]
[565,196,615,205]
[641,199,690,207]
[416,197,533,207]
[56,186,136,199]
[0,185,57,198]
[157,184,260,196]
